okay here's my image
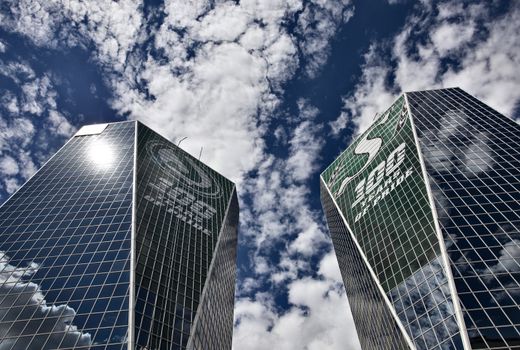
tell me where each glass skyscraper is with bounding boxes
[321,88,520,350]
[0,121,238,350]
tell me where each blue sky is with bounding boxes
[0,0,519,349]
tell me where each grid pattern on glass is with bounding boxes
[320,181,409,350]
[188,188,238,350]
[321,96,463,349]
[388,257,462,350]
[322,97,438,291]
[0,121,134,350]
[408,87,520,349]
[134,123,236,350]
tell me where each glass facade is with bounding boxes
[408,88,520,349]
[320,182,409,350]
[0,121,238,350]
[0,122,134,350]
[134,123,238,350]
[321,87,520,349]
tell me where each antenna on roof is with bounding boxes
[177,136,187,147]
[198,147,203,161]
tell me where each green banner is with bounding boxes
[322,97,439,292]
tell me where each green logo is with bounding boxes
[327,97,409,198]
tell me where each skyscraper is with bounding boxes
[0,121,238,350]
[321,88,520,350]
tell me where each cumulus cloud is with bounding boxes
[47,110,76,137]
[0,252,91,349]
[0,156,19,176]
[333,1,520,136]
[329,44,397,136]
[234,98,356,346]
[2,178,19,195]
[0,0,142,70]
[295,0,354,77]
[233,252,361,350]
[1,0,354,186]
[0,0,138,198]
[286,100,323,182]
[0,60,75,197]
[241,99,328,256]
[0,118,36,195]
[0,0,358,348]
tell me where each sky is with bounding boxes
[0,0,519,349]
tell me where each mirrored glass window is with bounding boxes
[0,122,135,350]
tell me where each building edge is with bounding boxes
[129,120,138,349]
[186,185,238,350]
[319,175,416,350]
[0,127,80,211]
[404,92,472,350]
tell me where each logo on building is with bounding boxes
[146,140,221,198]
[351,143,413,222]
[328,102,410,198]
[144,140,222,235]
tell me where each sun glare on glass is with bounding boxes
[88,141,115,169]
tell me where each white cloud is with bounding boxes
[0,61,36,86]
[197,3,250,42]
[0,156,19,176]
[0,0,142,70]
[0,0,358,348]
[295,0,354,77]
[333,1,520,136]
[0,63,73,192]
[318,251,344,281]
[1,0,354,186]
[286,100,323,182]
[234,252,361,350]
[271,256,308,284]
[288,219,327,256]
[234,97,356,346]
[1,92,19,114]
[47,110,76,137]
[241,100,328,256]
[330,44,396,136]
[3,177,19,194]
[0,118,35,151]
[430,22,475,55]
[15,150,37,179]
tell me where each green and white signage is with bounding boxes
[322,97,439,292]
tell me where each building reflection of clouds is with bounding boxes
[389,256,459,349]
[486,239,520,277]
[0,252,91,349]
[410,90,520,348]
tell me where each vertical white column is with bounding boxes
[128,121,138,350]
[404,93,472,350]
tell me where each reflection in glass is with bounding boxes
[409,87,520,349]
[88,140,115,169]
[321,88,520,350]
[0,122,134,349]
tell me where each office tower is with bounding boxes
[0,121,238,350]
[321,88,520,350]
